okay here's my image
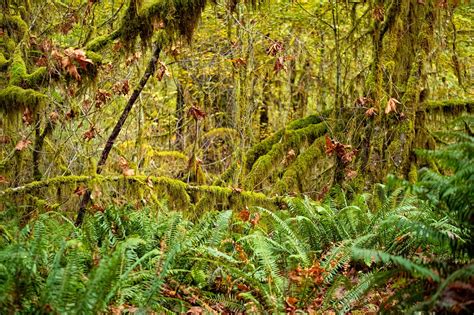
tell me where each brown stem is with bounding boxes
[75,43,161,226]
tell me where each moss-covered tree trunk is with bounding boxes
[354,0,436,185]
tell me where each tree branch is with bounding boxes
[75,43,162,226]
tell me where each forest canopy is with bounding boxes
[0,0,473,313]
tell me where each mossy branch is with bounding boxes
[0,85,46,112]
[0,174,283,210]
[244,122,327,190]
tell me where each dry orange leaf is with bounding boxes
[22,108,34,126]
[274,56,287,73]
[15,138,32,151]
[0,175,9,184]
[365,107,377,117]
[156,61,170,81]
[385,97,401,114]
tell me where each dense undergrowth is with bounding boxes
[0,136,474,314]
[0,134,473,314]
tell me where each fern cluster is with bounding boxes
[0,131,472,313]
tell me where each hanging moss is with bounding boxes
[0,174,280,214]
[0,85,46,112]
[424,99,473,115]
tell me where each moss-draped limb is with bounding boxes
[0,174,282,212]
[244,122,326,190]
[423,99,473,113]
[0,85,46,112]
[86,0,208,51]
[0,14,28,40]
[0,53,10,70]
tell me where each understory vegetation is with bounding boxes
[1,134,473,313]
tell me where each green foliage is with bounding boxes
[416,132,474,258]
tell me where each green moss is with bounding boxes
[408,163,418,184]
[244,122,327,190]
[274,136,326,195]
[424,99,474,111]
[154,150,188,161]
[9,48,47,87]
[85,50,103,64]
[287,113,326,130]
[0,85,46,112]
[0,53,10,70]
[0,175,281,216]
[0,15,28,40]
[86,31,121,51]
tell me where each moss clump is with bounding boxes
[85,50,103,65]
[0,15,28,40]
[86,31,121,52]
[244,113,327,172]
[0,85,46,112]
[0,53,10,70]
[9,48,47,87]
[154,150,188,161]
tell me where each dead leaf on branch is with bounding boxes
[83,125,97,141]
[365,107,377,117]
[373,6,385,21]
[0,176,9,184]
[188,105,206,120]
[274,56,287,73]
[266,41,284,56]
[229,57,247,68]
[250,212,260,226]
[15,138,32,151]
[22,108,34,126]
[325,135,358,165]
[238,208,250,222]
[231,186,243,193]
[385,97,401,114]
[125,52,141,66]
[112,80,130,96]
[355,96,373,107]
[156,61,170,81]
[74,185,87,196]
[95,89,112,107]
[49,111,59,124]
[118,156,135,176]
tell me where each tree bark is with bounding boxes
[75,43,161,226]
